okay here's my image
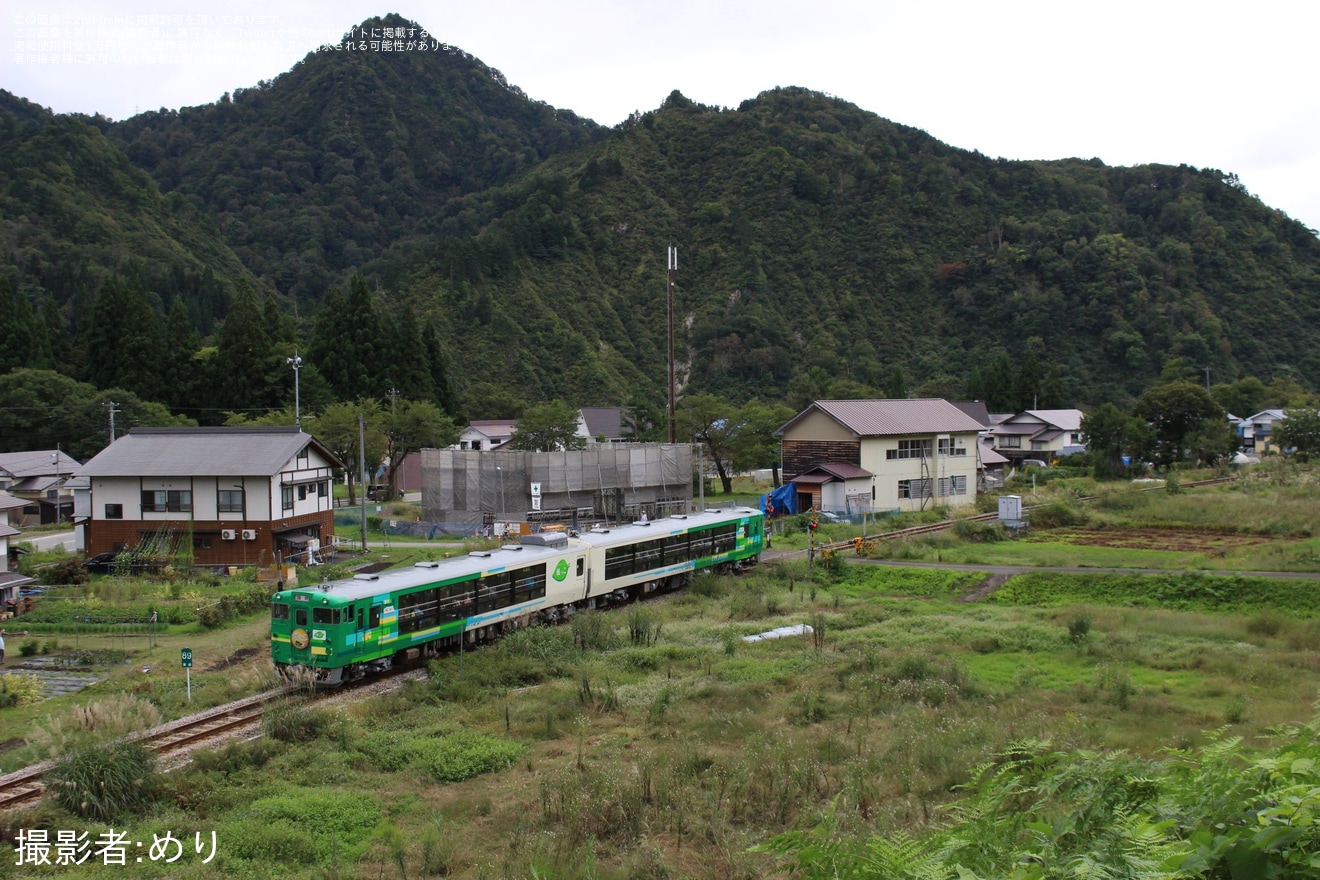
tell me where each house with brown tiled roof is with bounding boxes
[775,399,984,512]
[0,490,36,613]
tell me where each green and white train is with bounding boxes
[271,506,764,684]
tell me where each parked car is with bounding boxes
[82,552,143,575]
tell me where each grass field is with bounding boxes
[3,464,1320,878]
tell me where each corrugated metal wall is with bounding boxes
[421,445,695,530]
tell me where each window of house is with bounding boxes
[898,479,932,499]
[998,435,1022,448]
[141,490,192,512]
[886,439,933,461]
[193,535,213,550]
[1031,440,1049,450]
[218,490,243,513]
[298,484,308,501]
[297,448,309,466]
[104,503,123,519]
[937,438,967,456]
[937,476,968,496]
[318,481,328,497]
[281,485,294,511]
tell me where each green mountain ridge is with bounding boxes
[2,13,1318,416]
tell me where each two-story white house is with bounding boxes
[75,426,344,568]
[454,420,519,451]
[990,409,1086,464]
[775,399,985,513]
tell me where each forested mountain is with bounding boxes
[3,12,1319,424]
[0,91,246,345]
[102,13,604,306]
[415,87,1320,410]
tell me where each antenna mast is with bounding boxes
[667,245,677,444]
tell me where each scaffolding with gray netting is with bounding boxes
[421,444,695,532]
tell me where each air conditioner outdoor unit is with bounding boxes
[221,529,237,540]
[241,529,257,540]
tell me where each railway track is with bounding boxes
[0,661,431,813]
[0,688,294,811]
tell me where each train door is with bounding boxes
[576,553,589,600]
[290,603,312,662]
[344,602,362,659]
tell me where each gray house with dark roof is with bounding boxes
[775,399,984,512]
[75,427,344,568]
[0,449,80,526]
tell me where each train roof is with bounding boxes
[276,531,582,603]
[573,506,761,549]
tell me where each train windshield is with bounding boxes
[272,603,290,621]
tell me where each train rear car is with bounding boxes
[576,506,763,604]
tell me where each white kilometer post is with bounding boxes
[181,647,193,701]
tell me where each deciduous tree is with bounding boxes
[1273,408,1320,461]
[509,400,584,453]
[382,399,459,499]
[1133,380,1223,468]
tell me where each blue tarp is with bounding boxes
[760,483,798,518]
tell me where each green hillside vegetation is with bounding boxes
[1,12,1319,431]
[414,86,1320,409]
[103,13,604,306]
[0,91,247,340]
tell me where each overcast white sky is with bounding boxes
[6,1,1320,233]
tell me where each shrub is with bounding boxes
[1246,612,1284,637]
[46,741,159,821]
[0,673,43,707]
[572,611,619,652]
[1030,501,1088,528]
[39,556,89,586]
[953,518,1007,543]
[422,731,523,783]
[18,639,39,656]
[1068,614,1092,644]
[263,700,330,743]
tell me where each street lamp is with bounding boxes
[287,353,303,428]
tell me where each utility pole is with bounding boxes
[287,353,303,428]
[667,245,677,444]
[359,413,368,552]
[104,400,120,442]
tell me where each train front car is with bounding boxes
[271,531,588,685]
[576,506,764,606]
